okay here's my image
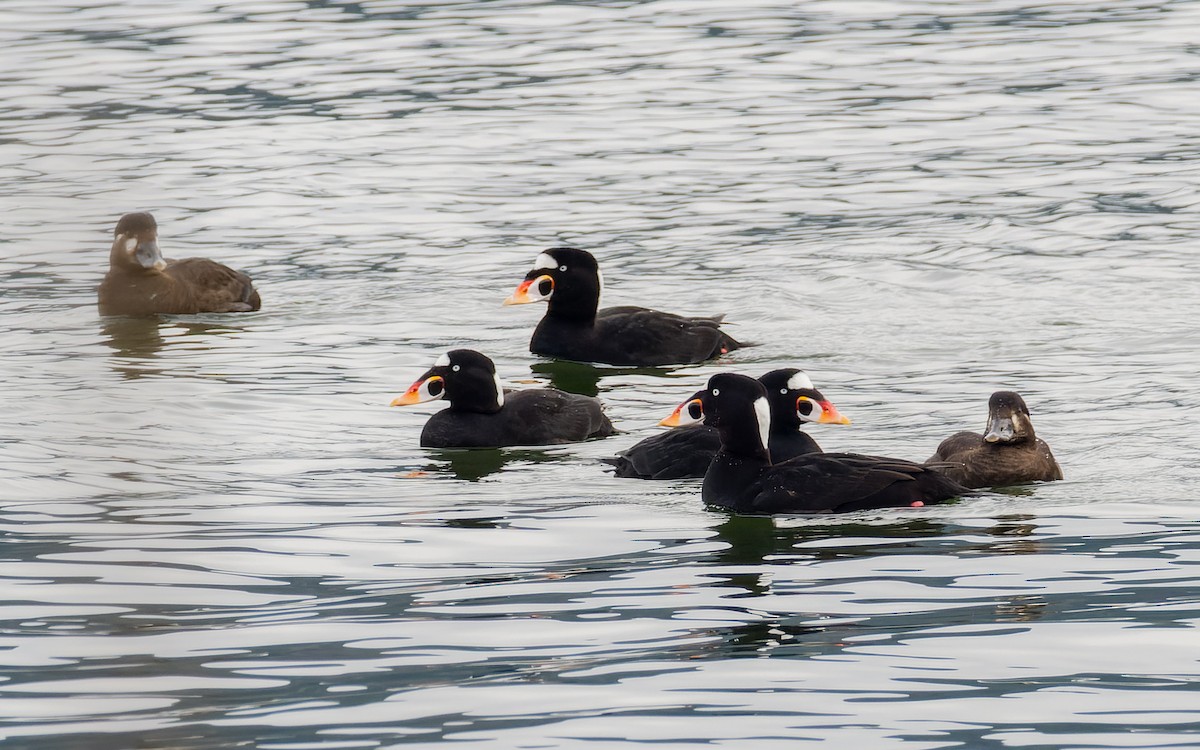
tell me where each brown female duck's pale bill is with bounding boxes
[98,212,261,316]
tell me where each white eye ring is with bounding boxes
[711,388,720,396]
[780,388,787,394]
[452,365,460,372]
[558,265,567,272]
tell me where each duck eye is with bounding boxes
[687,402,702,420]
[780,388,787,395]
[537,278,553,296]
[797,398,814,416]
[452,365,460,372]
[711,388,720,396]
[558,265,567,272]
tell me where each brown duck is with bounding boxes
[927,391,1062,489]
[98,212,261,316]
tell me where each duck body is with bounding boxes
[927,391,1062,489]
[506,247,741,366]
[607,368,842,479]
[530,306,739,367]
[420,388,615,448]
[98,213,261,316]
[705,451,967,515]
[663,373,967,514]
[393,349,615,449]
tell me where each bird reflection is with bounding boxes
[100,315,246,379]
[421,448,561,481]
[529,360,690,397]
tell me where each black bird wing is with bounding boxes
[593,307,740,365]
[749,453,966,514]
[506,389,615,443]
[606,424,722,479]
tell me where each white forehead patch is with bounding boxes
[532,253,557,271]
[493,373,505,408]
[787,372,814,391]
[753,396,771,455]
[434,353,451,367]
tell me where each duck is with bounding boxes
[391,349,616,448]
[926,391,1062,488]
[660,373,967,514]
[605,368,850,479]
[503,247,742,366]
[98,212,261,316]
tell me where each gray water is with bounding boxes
[3,0,1200,747]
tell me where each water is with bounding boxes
[3,0,1200,746]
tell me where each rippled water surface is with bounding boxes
[3,0,1200,747]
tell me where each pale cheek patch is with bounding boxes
[786,371,814,391]
[493,373,505,408]
[434,353,451,367]
[124,237,138,254]
[533,253,557,271]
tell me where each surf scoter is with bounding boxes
[661,373,967,514]
[98,212,261,316]
[606,368,850,479]
[927,390,1062,489]
[391,349,616,448]
[503,247,742,366]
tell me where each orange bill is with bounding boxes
[390,375,444,406]
[503,275,552,305]
[659,398,703,427]
[816,400,851,425]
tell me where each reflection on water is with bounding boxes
[424,447,564,481]
[4,0,1200,746]
[529,359,695,398]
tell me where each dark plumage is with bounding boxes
[927,391,1062,489]
[98,212,261,316]
[391,349,615,448]
[503,247,741,366]
[663,373,967,514]
[606,368,850,479]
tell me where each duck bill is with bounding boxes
[136,239,166,270]
[659,398,703,427]
[390,375,444,406]
[983,414,1016,443]
[816,400,851,425]
[503,275,552,305]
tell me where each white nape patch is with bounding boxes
[596,267,603,297]
[493,373,505,408]
[434,353,451,367]
[533,253,557,271]
[787,371,814,391]
[752,396,771,455]
[124,237,138,254]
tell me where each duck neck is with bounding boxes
[545,280,600,324]
[703,449,769,511]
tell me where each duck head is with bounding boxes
[111,212,166,272]
[504,247,601,320]
[660,373,773,461]
[983,390,1036,444]
[391,349,506,414]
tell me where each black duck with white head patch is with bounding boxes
[606,368,850,479]
[662,373,967,514]
[503,247,742,366]
[927,390,1062,489]
[98,212,261,316]
[391,349,615,448]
